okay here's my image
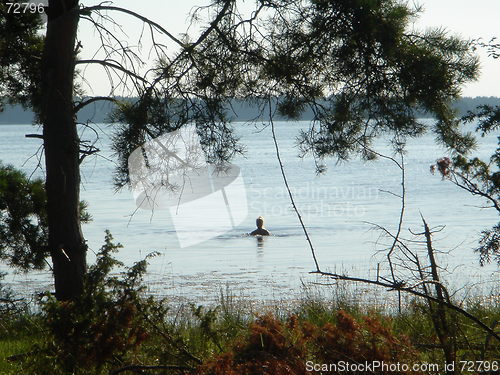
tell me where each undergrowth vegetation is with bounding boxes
[1,232,500,374]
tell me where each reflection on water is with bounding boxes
[255,235,266,252]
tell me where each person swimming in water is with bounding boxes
[250,216,270,236]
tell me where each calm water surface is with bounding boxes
[1,121,499,303]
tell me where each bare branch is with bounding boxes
[355,139,404,170]
[311,269,500,344]
[269,99,320,272]
[187,0,234,52]
[82,5,186,49]
[387,151,406,283]
[76,59,148,83]
[73,96,118,113]
[452,171,500,213]
[25,134,44,139]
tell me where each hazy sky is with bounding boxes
[77,0,499,97]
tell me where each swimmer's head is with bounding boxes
[256,216,264,229]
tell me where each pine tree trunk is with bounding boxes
[41,0,86,300]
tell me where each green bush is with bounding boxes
[21,231,156,374]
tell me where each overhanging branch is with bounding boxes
[76,59,148,83]
[81,5,186,49]
[73,96,118,113]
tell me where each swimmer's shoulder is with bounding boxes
[250,228,270,236]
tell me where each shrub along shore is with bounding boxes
[1,232,500,374]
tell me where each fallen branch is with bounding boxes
[311,269,500,344]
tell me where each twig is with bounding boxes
[268,99,320,272]
[421,214,448,303]
[311,269,500,343]
[355,138,406,287]
[73,96,119,113]
[25,134,44,139]
[421,213,455,368]
[452,171,500,213]
[387,151,405,283]
[76,60,148,83]
[82,5,186,49]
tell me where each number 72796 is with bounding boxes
[6,2,45,14]
[460,361,499,373]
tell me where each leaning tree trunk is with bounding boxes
[41,0,86,300]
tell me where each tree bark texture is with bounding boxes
[41,0,86,300]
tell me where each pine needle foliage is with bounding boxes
[110,0,480,182]
[0,163,91,271]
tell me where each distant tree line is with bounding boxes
[2,96,499,124]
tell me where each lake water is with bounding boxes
[1,121,500,305]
